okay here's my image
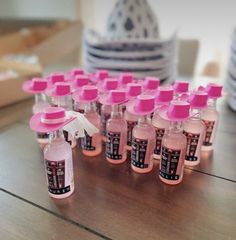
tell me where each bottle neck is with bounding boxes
[34,93,47,103]
[207,98,217,110]
[111,104,123,118]
[84,102,97,113]
[138,115,149,126]
[190,108,202,120]
[168,121,183,133]
[49,129,64,143]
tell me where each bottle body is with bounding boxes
[131,116,155,173]
[101,105,112,142]
[124,110,139,150]
[81,105,102,156]
[183,115,205,166]
[33,94,50,148]
[159,122,187,185]
[152,112,170,159]
[201,100,219,151]
[106,106,127,164]
[44,130,74,199]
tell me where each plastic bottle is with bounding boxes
[201,83,222,151]
[159,101,190,185]
[183,91,208,166]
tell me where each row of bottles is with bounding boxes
[25,68,223,199]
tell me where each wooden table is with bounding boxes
[0,95,236,240]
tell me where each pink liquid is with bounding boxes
[106,106,127,164]
[131,117,155,173]
[81,110,102,156]
[124,110,139,151]
[44,130,74,199]
[201,107,219,151]
[159,122,187,185]
[101,105,112,142]
[152,111,170,159]
[183,115,205,166]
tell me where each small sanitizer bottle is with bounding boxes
[127,95,156,173]
[183,91,208,166]
[201,83,222,151]
[152,86,174,159]
[100,90,127,164]
[29,107,75,199]
[159,101,190,185]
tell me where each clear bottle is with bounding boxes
[152,109,170,160]
[101,104,112,142]
[44,130,74,199]
[159,121,187,185]
[73,101,87,114]
[81,102,102,156]
[51,95,77,148]
[106,105,127,164]
[33,93,50,147]
[183,108,205,166]
[131,116,155,173]
[124,110,139,150]
[201,98,219,151]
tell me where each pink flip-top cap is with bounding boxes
[96,70,109,80]
[102,78,119,91]
[51,82,71,96]
[173,80,189,93]
[189,91,208,109]
[99,90,127,105]
[119,73,133,85]
[73,85,98,103]
[22,77,47,93]
[160,100,190,121]
[74,75,89,88]
[29,107,76,133]
[206,83,222,98]
[143,77,160,90]
[49,72,65,84]
[127,95,155,116]
[126,83,142,98]
[70,68,84,77]
[155,86,174,104]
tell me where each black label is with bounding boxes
[154,128,165,155]
[37,132,49,139]
[202,120,215,146]
[131,137,149,168]
[127,120,138,146]
[159,146,181,180]
[81,131,96,151]
[106,131,122,159]
[101,112,111,137]
[183,131,200,161]
[46,160,70,195]
[96,101,102,115]
[63,130,72,146]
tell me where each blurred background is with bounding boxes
[0,0,235,108]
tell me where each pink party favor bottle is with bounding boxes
[173,80,189,100]
[159,101,190,185]
[44,130,74,199]
[75,86,102,156]
[124,83,142,150]
[47,82,77,148]
[143,77,160,95]
[118,72,133,89]
[127,95,156,173]
[29,107,76,199]
[201,83,222,151]
[183,91,208,166]
[152,86,174,159]
[103,90,127,164]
